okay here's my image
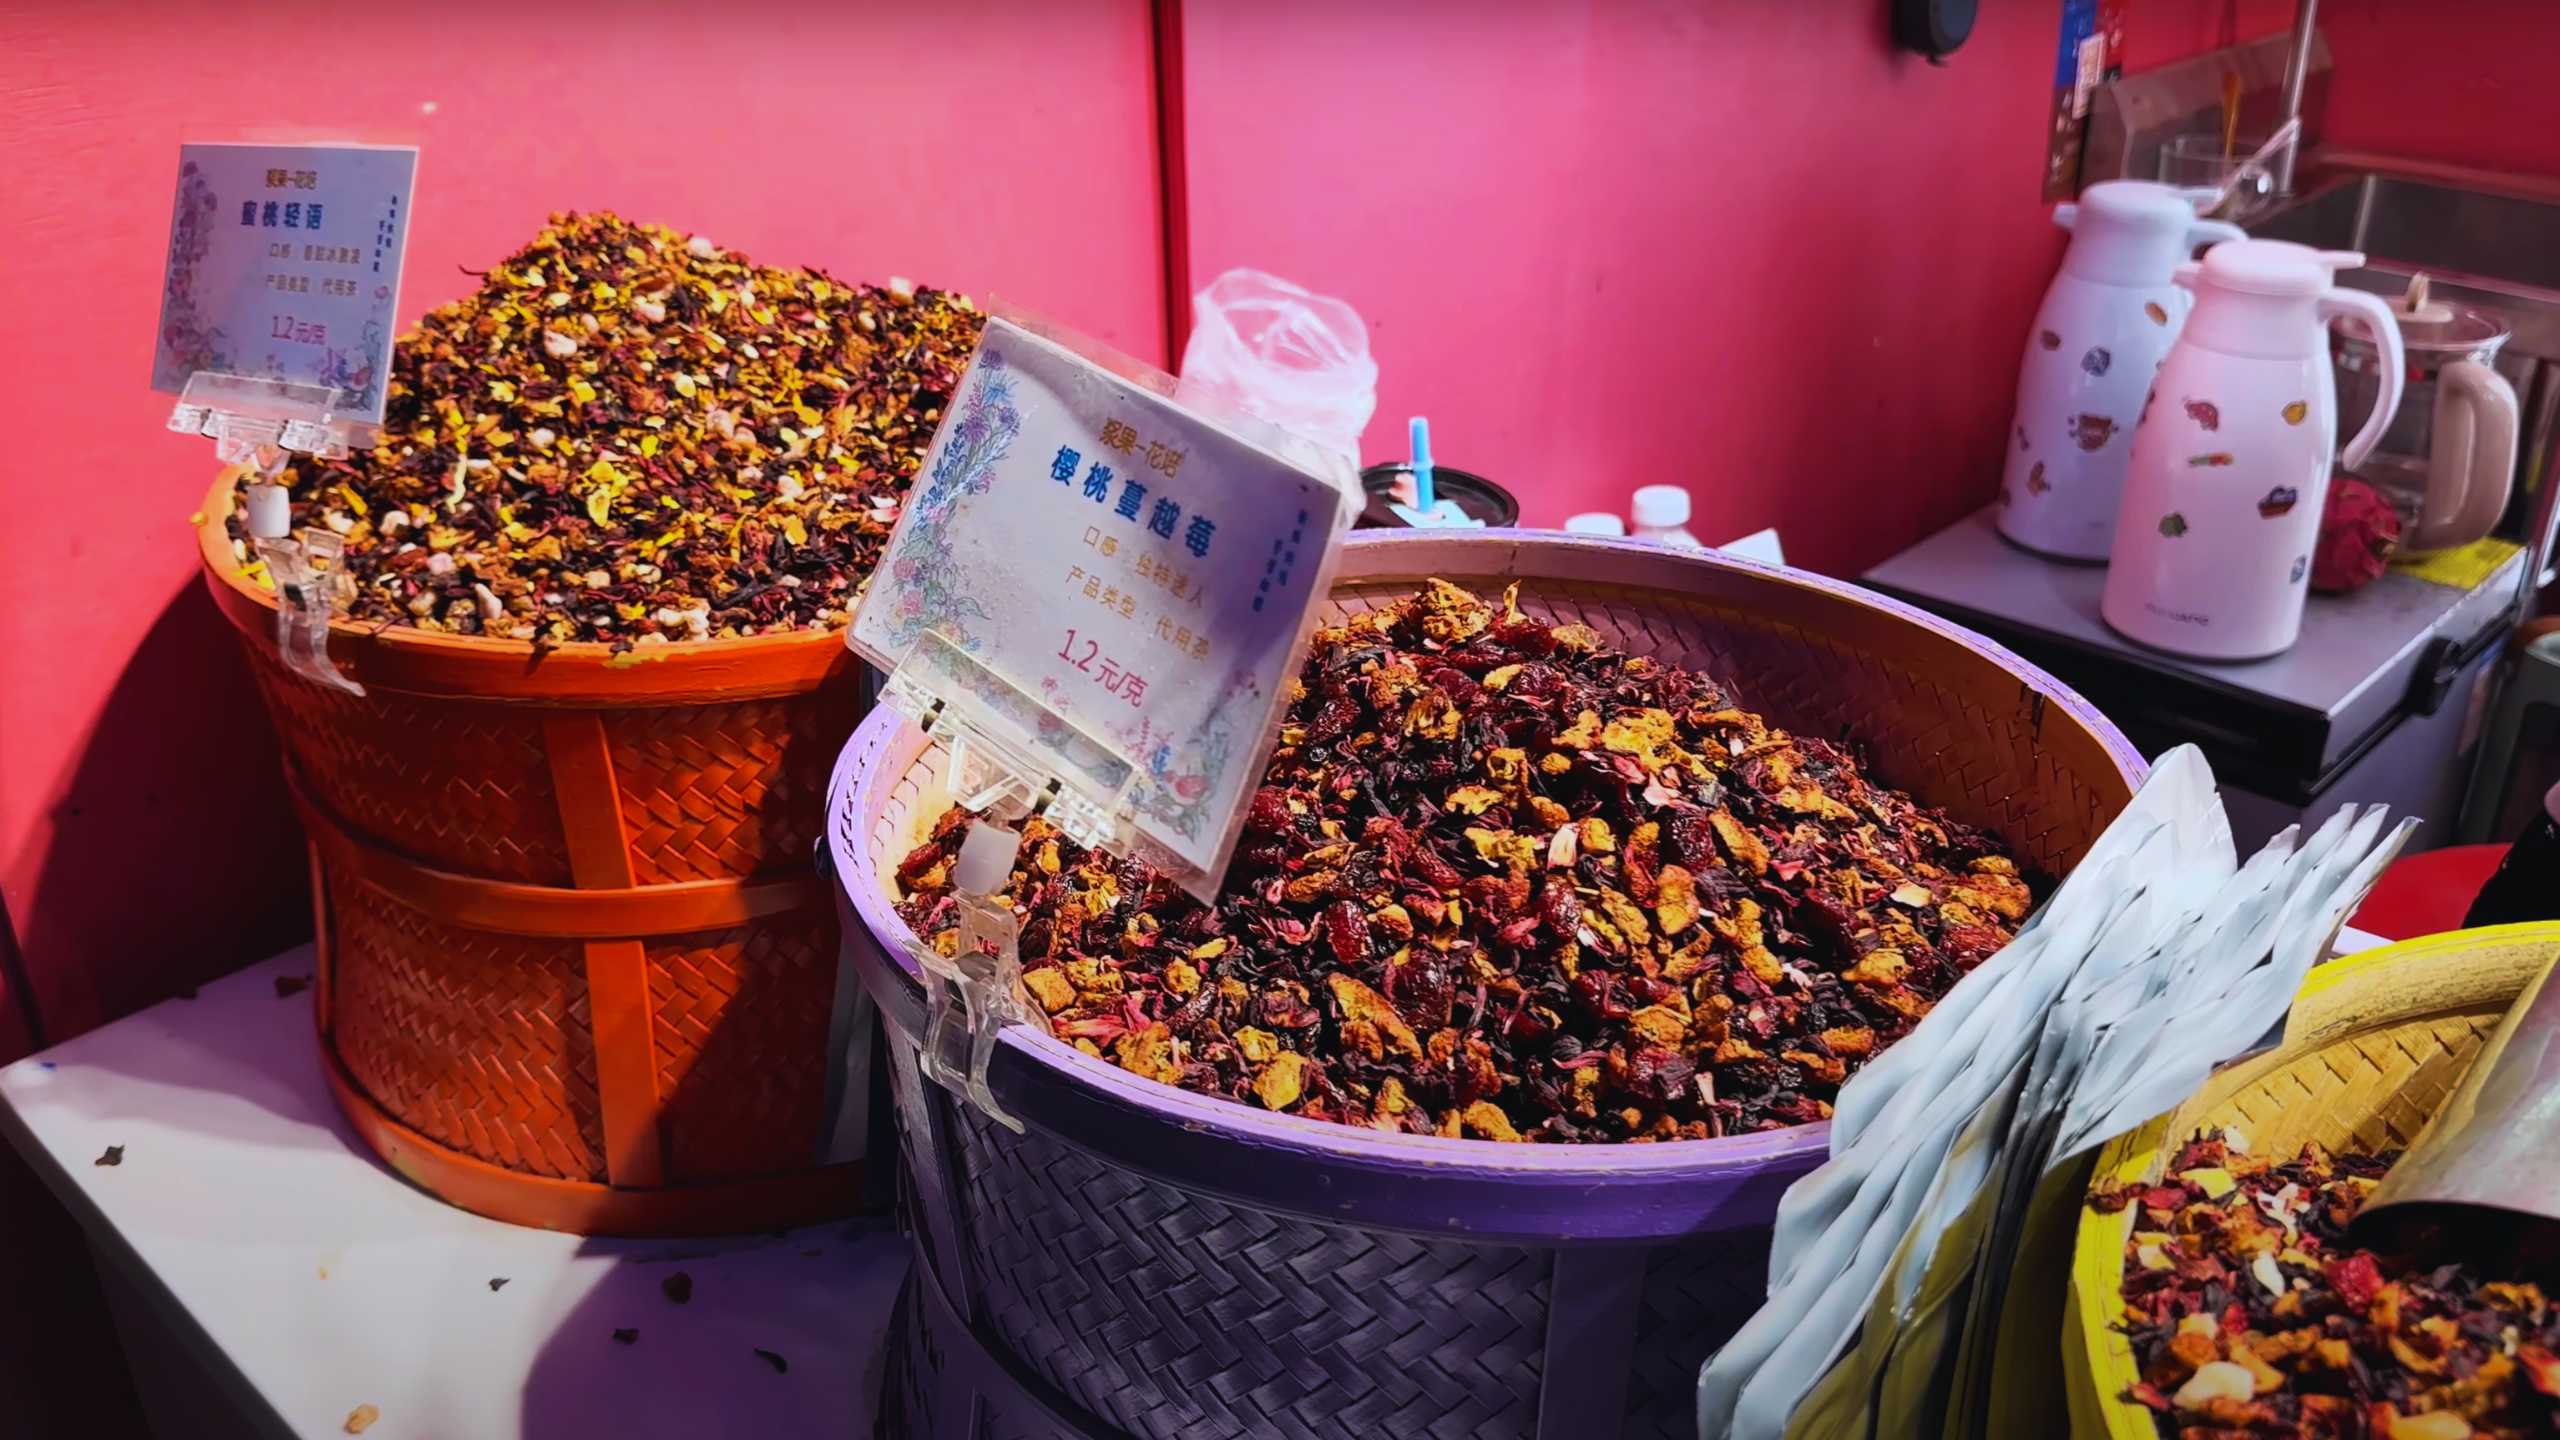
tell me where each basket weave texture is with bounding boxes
[2065,923,2560,1440]
[198,476,864,1234]
[833,532,2146,1439]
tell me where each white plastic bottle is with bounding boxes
[1630,485,1704,549]
[1563,512,1627,537]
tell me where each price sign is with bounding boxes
[151,142,418,421]
[852,315,1357,900]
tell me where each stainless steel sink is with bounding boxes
[2247,164,2560,589]
[2254,174,2560,293]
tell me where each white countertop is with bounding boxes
[0,949,905,1440]
[0,931,2393,1438]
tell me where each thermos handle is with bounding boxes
[2319,288,2405,473]
[2425,359,2521,549]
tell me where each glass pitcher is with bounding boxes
[2335,276,2522,555]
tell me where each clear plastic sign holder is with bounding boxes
[151,140,417,698]
[855,309,1358,1132]
[880,631,1153,1132]
[173,372,374,695]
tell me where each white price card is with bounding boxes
[851,314,1358,900]
[151,142,418,421]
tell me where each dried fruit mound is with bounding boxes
[2099,1134,2560,1438]
[896,579,2034,1143]
[227,210,983,647]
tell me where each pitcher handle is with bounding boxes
[2425,358,2521,549]
[2320,288,2406,473]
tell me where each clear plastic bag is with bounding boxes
[1176,268,1378,466]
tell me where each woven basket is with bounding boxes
[2064,922,2560,1440]
[829,531,2147,1440]
[197,474,870,1235]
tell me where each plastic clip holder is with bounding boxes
[168,372,367,466]
[908,822,1031,1132]
[253,526,366,697]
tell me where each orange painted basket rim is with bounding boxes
[195,471,856,703]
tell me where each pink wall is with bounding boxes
[1174,0,2078,573]
[0,0,1165,1057]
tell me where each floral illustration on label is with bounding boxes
[156,160,232,389]
[316,318,387,415]
[2258,486,2299,518]
[2186,452,2236,468]
[2143,301,2170,326]
[880,348,1021,656]
[2026,461,2050,495]
[2016,423,2031,452]
[1137,669,1251,841]
[2081,346,2111,377]
[2281,399,2308,425]
[2289,554,2308,583]
[2158,512,2190,538]
[2039,329,2062,351]
[1999,484,2015,507]
[2183,398,2220,431]
[2141,387,2157,424]
[2071,414,2116,451]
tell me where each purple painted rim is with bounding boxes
[828,532,2147,1243]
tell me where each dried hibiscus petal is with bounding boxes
[898,581,2036,1141]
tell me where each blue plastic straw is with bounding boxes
[1409,416,1435,512]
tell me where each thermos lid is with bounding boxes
[2077,179,2206,231]
[2059,181,2228,286]
[2194,238,2364,298]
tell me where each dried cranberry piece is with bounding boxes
[1571,970,1632,1022]
[2325,1253,2383,1310]
[1538,879,1583,937]
[1666,809,1720,869]
[1321,900,1373,968]
[1624,1047,1697,1102]
[1425,665,1483,709]
[1793,892,1861,963]
[895,837,952,887]
[1409,844,1465,892]
[1305,693,1362,744]
[1491,617,1558,656]
[1262,992,1320,1029]
[1245,786,1296,837]
[1384,952,1455,1029]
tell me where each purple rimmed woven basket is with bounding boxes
[828,531,2146,1440]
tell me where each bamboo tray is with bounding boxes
[2066,922,2560,1439]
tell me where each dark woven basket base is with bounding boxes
[881,1028,1771,1440]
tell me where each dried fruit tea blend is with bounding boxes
[226,211,982,647]
[898,579,2035,1143]
[2099,1135,2560,1438]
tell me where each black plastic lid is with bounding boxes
[1356,464,1521,529]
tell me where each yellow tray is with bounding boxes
[2063,922,2560,1439]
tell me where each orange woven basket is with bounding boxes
[196,474,868,1235]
